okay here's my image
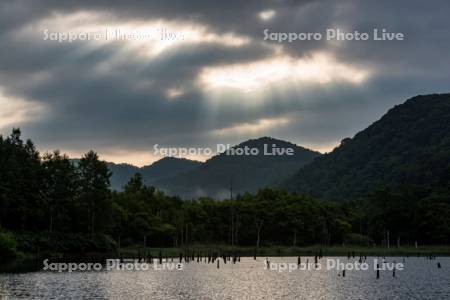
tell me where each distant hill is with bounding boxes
[282,93,450,199]
[156,137,321,199]
[140,157,203,185]
[107,162,140,190]
[72,157,202,191]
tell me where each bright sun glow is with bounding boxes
[199,53,369,93]
[212,117,291,137]
[258,9,276,21]
[26,11,249,60]
[166,87,185,99]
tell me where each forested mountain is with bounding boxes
[140,157,203,185]
[71,157,202,191]
[106,162,140,191]
[76,138,319,195]
[107,157,202,190]
[283,93,450,200]
[156,137,321,199]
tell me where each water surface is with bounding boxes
[0,257,449,299]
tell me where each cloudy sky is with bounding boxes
[1,0,449,166]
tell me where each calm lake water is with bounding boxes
[0,257,449,299]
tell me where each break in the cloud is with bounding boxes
[0,0,449,165]
[0,88,46,129]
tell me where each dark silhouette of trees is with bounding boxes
[0,128,449,256]
[78,150,112,236]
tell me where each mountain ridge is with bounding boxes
[282,93,450,199]
[156,137,321,199]
[71,157,202,191]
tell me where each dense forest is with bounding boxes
[284,94,450,200]
[1,128,449,259]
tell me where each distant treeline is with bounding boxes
[0,129,449,257]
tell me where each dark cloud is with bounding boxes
[0,0,449,163]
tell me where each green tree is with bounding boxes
[78,151,112,236]
[41,151,77,232]
[0,128,42,230]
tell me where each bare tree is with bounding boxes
[255,219,263,248]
